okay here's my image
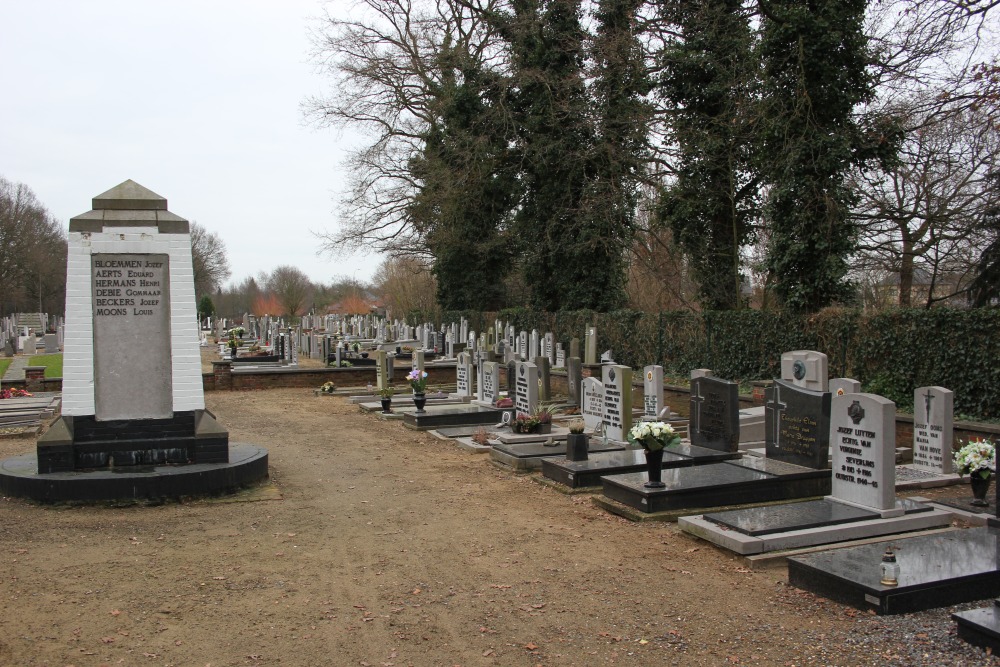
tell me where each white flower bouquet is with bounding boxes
[954,439,996,479]
[627,421,681,452]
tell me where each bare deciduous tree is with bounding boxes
[190,222,232,299]
[266,266,313,320]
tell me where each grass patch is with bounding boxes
[27,354,63,378]
[0,358,10,377]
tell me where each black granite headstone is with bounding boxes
[689,376,740,452]
[765,379,831,469]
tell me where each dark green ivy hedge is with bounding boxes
[414,307,1000,420]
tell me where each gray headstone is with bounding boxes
[581,377,605,432]
[482,361,500,405]
[544,332,555,365]
[515,361,540,416]
[412,349,425,372]
[506,359,517,395]
[602,365,633,442]
[518,331,528,361]
[780,350,829,391]
[584,326,597,365]
[643,365,664,418]
[23,334,37,355]
[912,386,954,474]
[689,376,740,452]
[567,356,582,407]
[830,392,898,512]
[375,349,388,390]
[44,333,59,352]
[765,379,832,469]
[533,356,551,402]
[570,337,580,360]
[554,344,565,369]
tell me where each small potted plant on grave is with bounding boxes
[955,439,996,507]
[628,421,682,489]
[566,420,588,461]
[0,388,33,400]
[227,335,239,358]
[532,404,556,435]
[320,381,337,394]
[378,386,394,414]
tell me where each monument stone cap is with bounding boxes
[69,179,189,233]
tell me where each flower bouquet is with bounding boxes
[406,369,429,393]
[627,421,681,452]
[954,439,996,479]
[320,381,336,394]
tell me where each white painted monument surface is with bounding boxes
[602,364,633,442]
[515,361,539,416]
[643,365,664,418]
[912,386,954,474]
[780,350,829,391]
[581,377,605,432]
[830,393,898,513]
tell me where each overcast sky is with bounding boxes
[0,0,377,288]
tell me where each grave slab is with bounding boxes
[490,439,625,472]
[542,443,741,488]
[600,457,831,513]
[788,527,1000,615]
[402,405,504,430]
[953,600,1000,653]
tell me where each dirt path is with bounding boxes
[0,389,993,666]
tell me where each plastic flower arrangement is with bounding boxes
[406,369,429,392]
[0,388,33,400]
[378,386,395,399]
[954,439,996,479]
[512,412,541,433]
[627,421,681,452]
[321,381,336,394]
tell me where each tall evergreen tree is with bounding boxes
[758,0,892,312]
[656,0,757,310]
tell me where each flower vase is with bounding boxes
[566,433,589,462]
[413,392,426,414]
[644,448,666,489]
[970,474,993,507]
[380,398,392,414]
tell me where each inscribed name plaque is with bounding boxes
[765,379,831,469]
[912,386,954,474]
[482,361,500,404]
[689,375,739,452]
[602,365,633,442]
[456,353,472,397]
[830,393,897,511]
[92,253,171,420]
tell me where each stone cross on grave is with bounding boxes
[690,381,705,431]
[766,382,787,449]
[923,388,935,422]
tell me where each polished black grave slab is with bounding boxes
[953,600,1000,652]
[788,527,1000,615]
[403,406,504,429]
[703,497,933,536]
[542,443,740,489]
[601,457,831,513]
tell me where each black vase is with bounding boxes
[971,474,993,507]
[566,433,589,462]
[380,398,392,414]
[413,392,427,414]
[644,448,666,489]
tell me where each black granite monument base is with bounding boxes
[788,527,1000,615]
[0,443,268,503]
[954,600,1000,652]
[600,458,831,513]
[703,498,934,536]
[491,440,626,472]
[543,443,741,489]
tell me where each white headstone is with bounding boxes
[912,386,954,474]
[514,361,539,416]
[643,365,664,418]
[481,361,500,405]
[581,377,605,432]
[830,392,899,514]
[456,352,473,397]
[829,377,861,397]
[602,365,633,442]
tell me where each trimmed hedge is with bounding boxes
[419,307,1000,420]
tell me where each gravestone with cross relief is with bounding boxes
[689,375,740,452]
[765,379,832,469]
[911,386,953,474]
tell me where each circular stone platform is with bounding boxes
[0,443,268,503]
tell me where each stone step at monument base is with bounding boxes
[542,443,742,489]
[0,443,268,503]
[402,405,505,430]
[601,458,831,514]
[490,440,626,472]
[953,600,1000,652]
[494,426,570,445]
[678,498,952,555]
[787,527,1000,615]
[894,464,963,490]
[921,492,996,526]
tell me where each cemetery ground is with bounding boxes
[0,392,996,666]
